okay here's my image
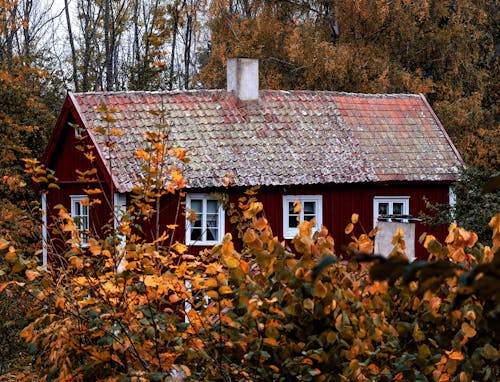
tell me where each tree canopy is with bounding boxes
[200,0,498,170]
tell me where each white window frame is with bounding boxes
[283,195,323,239]
[70,195,90,246]
[41,194,48,268]
[373,196,410,227]
[185,194,225,246]
[113,193,127,272]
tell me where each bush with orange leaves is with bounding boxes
[0,181,498,381]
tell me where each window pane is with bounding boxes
[74,202,81,216]
[288,202,296,214]
[378,203,388,215]
[393,203,404,215]
[81,216,89,230]
[206,227,218,241]
[303,201,315,215]
[190,228,202,241]
[289,216,299,228]
[207,200,218,213]
[206,213,218,228]
[191,200,202,213]
[304,214,315,222]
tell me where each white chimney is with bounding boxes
[227,58,259,101]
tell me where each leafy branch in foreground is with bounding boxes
[0,172,499,380]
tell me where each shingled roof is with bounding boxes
[67,90,463,193]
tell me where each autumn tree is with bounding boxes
[200,0,498,171]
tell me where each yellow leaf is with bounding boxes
[351,213,359,224]
[243,201,263,220]
[254,216,268,231]
[391,228,404,244]
[293,200,302,213]
[221,235,240,268]
[358,234,374,254]
[204,278,218,289]
[172,242,188,255]
[83,188,102,195]
[413,323,426,342]
[169,294,181,303]
[144,275,158,288]
[368,227,379,237]
[243,228,262,249]
[205,290,219,300]
[345,223,354,235]
[205,263,218,275]
[74,277,88,286]
[219,285,233,295]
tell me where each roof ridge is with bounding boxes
[71,89,224,96]
[71,89,422,98]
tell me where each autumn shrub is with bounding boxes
[2,194,498,381]
[1,141,499,380]
[181,205,499,381]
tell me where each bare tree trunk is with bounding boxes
[133,0,140,85]
[183,12,192,90]
[65,0,79,91]
[4,3,19,69]
[104,0,113,90]
[22,0,33,59]
[168,0,183,90]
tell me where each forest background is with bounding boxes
[0,0,499,378]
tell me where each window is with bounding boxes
[373,196,410,227]
[70,195,89,245]
[283,195,323,239]
[186,194,224,245]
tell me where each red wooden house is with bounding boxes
[41,58,464,264]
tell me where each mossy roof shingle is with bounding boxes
[69,90,463,192]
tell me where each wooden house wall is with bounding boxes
[155,182,451,260]
[220,183,451,260]
[45,118,451,261]
[45,119,114,258]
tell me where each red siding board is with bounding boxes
[45,178,450,261]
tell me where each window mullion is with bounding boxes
[202,199,207,242]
